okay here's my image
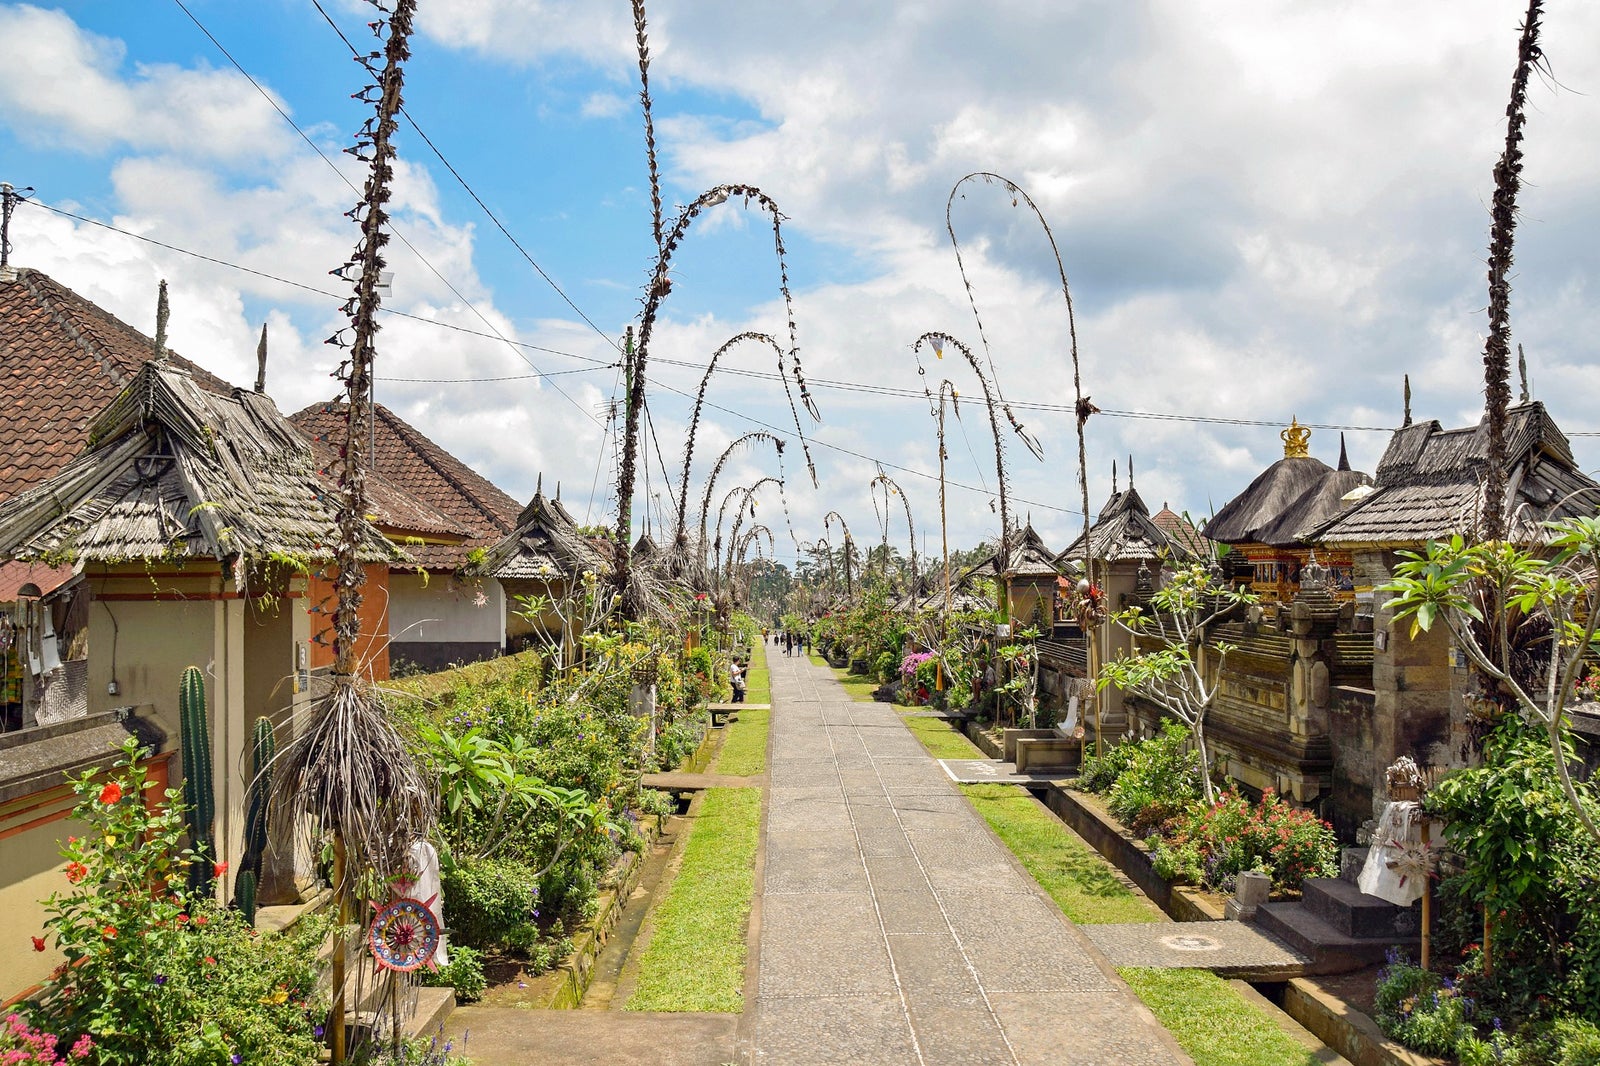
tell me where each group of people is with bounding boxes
[761,628,808,657]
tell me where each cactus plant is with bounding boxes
[234,869,258,927]
[234,715,275,921]
[179,665,215,896]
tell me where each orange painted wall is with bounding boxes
[308,563,391,681]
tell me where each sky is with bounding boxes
[3,1,1599,568]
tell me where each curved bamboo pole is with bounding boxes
[676,334,810,545]
[870,472,918,604]
[823,511,856,598]
[693,431,785,557]
[911,332,1011,605]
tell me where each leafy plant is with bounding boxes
[419,945,486,1004]
[1097,563,1256,804]
[1379,526,1600,844]
[1147,787,1338,893]
[1105,721,1203,833]
[31,737,325,1065]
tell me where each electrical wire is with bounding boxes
[307,0,621,354]
[169,0,606,428]
[33,197,1598,443]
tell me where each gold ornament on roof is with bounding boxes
[1282,417,1311,459]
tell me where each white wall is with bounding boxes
[388,572,505,647]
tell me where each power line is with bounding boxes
[28,196,620,384]
[647,377,1089,521]
[169,0,605,428]
[36,194,1589,443]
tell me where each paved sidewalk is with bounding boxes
[751,653,1191,1066]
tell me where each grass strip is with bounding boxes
[1119,968,1329,1066]
[743,640,770,705]
[626,787,761,1012]
[901,714,984,759]
[960,784,1162,925]
[714,707,769,776]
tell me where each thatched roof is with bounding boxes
[1059,486,1197,565]
[479,487,609,580]
[969,523,1063,580]
[1311,402,1600,548]
[0,362,399,565]
[1205,435,1370,549]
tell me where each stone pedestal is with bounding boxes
[1226,870,1272,921]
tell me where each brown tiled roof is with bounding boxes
[0,269,235,503]
[291,401,523,570]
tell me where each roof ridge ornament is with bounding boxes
[1281,417,1311,459]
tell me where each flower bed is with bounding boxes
[1072,723,1338,896]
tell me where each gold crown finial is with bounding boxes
[1281,417,1311,459]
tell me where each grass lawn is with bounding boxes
[902,715,984,759]
[626,787,761,1012]
[960,784,1162,925]
[812,653,881,703]
[1119,968,1330,1066]
[715,707,769,776]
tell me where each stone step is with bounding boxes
[1302,877,1419,940]
[1254,901,1413,974]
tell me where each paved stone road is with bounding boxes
[750,651,1191,1066]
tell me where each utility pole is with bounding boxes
[1,182,27,283]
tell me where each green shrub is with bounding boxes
[422,944,487,1004]
[442,859,535,948]
[1106,722,1202,833]
[874,650,898,685]
[1374,956,1476,1058]
[1077,740,1139,794]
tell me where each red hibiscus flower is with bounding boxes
[213,861,228,878]
[98,782,123,805]
[31,936,46,952]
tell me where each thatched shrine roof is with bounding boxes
[968,524,1064,580]
[0,363,399,566]
[1205,430,1371,549]
[1059,486,1197,565]
[1310,402,1600,548]
[478,487,609,581]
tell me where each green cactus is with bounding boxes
[179,665,215,897]
[234,715,275,922]
[234,869,258,927]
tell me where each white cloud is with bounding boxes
[0,5,297,162]
[8,1,1600,562]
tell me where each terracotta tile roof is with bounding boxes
[290,401,523,570]
[0,269,235,503]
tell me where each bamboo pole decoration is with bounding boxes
[1420,820,1432,971]
[333,0,414,677]
[1480,0,1544,543]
